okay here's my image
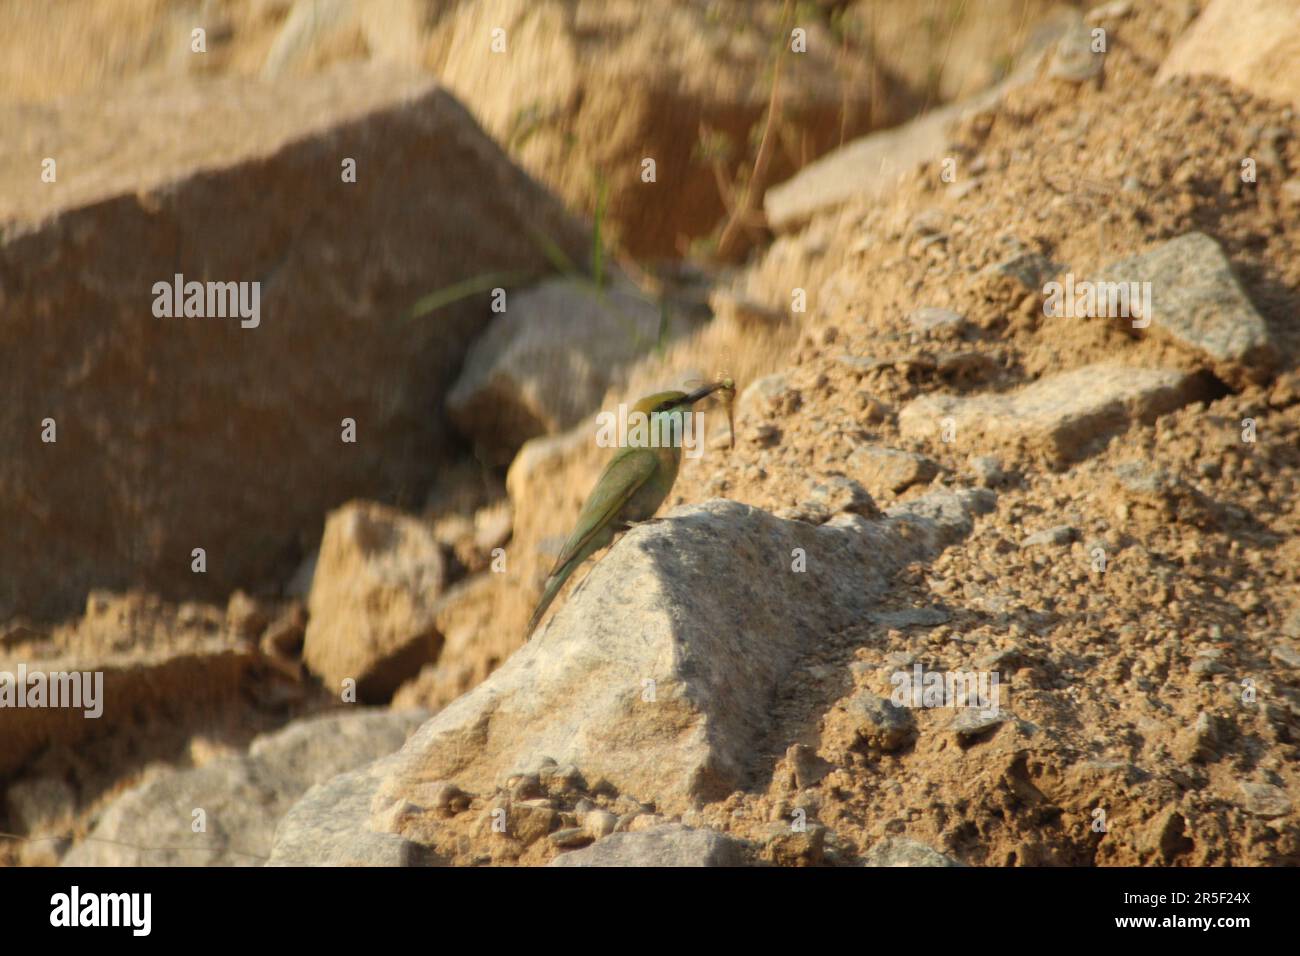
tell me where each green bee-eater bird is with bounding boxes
[526,379,734,638]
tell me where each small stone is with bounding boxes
[762,822,826,866]
[845,445,939,499]
[837,355,893,374]
[1020,525,1077,548]
[260,603,308,660]
[1270,645,1300,669]
[303,501,444,703]
[508,802,558,845]
[422,781,471,818]
[1086,0,1132,22]
[862,837,962,867]
[1143,808,1194,862]
[950,708,1008,743]
[548,827,593,848]
[976,646,1027,671]
[1174,712,1228,763]
[909,209,948,237]
[936,350,999,382]
[517,797,557,810]
[508,772,543,800]
[737,373,795,419]
[448,279,683,463]
[980,251,1060,291]
[861,397,889,424]
[870,607,950,629]
[786,743,833,789]
[1238,782,1291,818]
[544,764,586,794]
[1190,654,1228,678]
[1049,20,1104,82]
[908,307,966,334]
[969,455,1005,488]
[473,502,513,553]
[842,691,917,752]
[583,809,618,839]
[1283,608,1300,640]
[548,824,747,867]
[803,476,880,519]
[627,813,669,833]
[1115,460,1174,497]
[225,590,270,640]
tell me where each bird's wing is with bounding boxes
[547,447,659,576]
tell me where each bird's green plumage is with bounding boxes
[525,390,697,637]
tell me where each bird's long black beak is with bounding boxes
[683,380,731,405]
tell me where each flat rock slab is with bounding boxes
[898,362,1208,464]
[762,23,1067,232]
[1093,232,1276,383]
[0,62,586,620]
[1,643,253,778]
[61,709,425,866]
[548,824,748,867]
[764,104,961,232]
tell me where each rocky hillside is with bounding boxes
[2,0,1298,867]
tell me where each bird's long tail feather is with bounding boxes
[525,562,575,638]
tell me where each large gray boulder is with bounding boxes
[447,278,700,464]
[0,61,587,620]
[61,709,426,866]
[267,489,993,864]
[368,492,993,818]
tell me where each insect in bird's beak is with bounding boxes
[680,374,736,449]
[718,373,735,450]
